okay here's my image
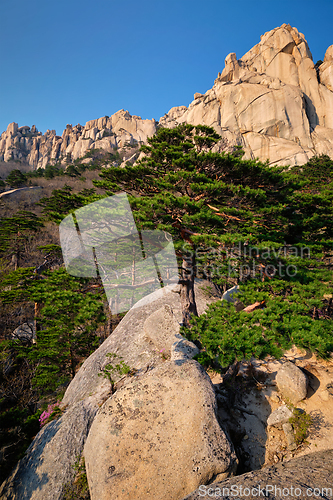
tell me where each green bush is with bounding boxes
[184,275,333,369]
[286,401,313,445]
[98,353,131,392]
[63,456,90,500]
[6,169,28,188]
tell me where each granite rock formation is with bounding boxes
[84,360,236,500]
[160,24,333,166]
[0,111,157,169]
[1,25,332,168]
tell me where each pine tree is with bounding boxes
[92,126,333,364]
[93,123,288,324]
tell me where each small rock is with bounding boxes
[234,300,245,312]
[10,322,35,343]
[222,285,239,303]
[282,422,297,451]
[208,371,223,385]
[267,405,293,426]
[171,334,199,362]
[276,361,308,404]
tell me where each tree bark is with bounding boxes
[180,251,198,327]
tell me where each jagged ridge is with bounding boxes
[1,24,333,168]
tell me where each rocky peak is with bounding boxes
[0,25,332,169]
[160,24,333,166]
[0,110,157,169]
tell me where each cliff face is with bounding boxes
[1,24,333,168]
[0,111,157,169]
[160,24,333,166]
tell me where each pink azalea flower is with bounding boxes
[39,401,60,427]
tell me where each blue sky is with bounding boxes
[1,0,332,136]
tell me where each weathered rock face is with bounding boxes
[0,399,98,500]
[0,110,157,169]
[182,449,333,500]
[142,304,199,361]
[160,24,333,166]
[61,281,216,408]
[320,45,333,91]
[84,360,237,500]
[0,282,220,500]
[1,25,332,168]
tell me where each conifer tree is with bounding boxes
[93,123,288,324]
[92,126,333,365]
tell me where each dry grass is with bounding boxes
[0,169,105,218]
[0,161,32,179]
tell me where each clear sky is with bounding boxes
[1,0,332,136]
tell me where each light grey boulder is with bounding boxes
[171,334,199,362]
[182,449,333,500]
[267,405,298,451]
[276,361,308,404]
[84,360,237,500]
[0,399,98,500]
[267,404,293,426]
[141,303,181,354]
[62,281,216,408]
[222,285,239,303]
[141,304,199,362]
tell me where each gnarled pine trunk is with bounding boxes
[180,251,198,327]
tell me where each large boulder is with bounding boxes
[275,361,308,404]
[182,449,333,500]
[0,282,216,500]
[0,399,98,500]
[84,360,237,500]
[61,281,216,408]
